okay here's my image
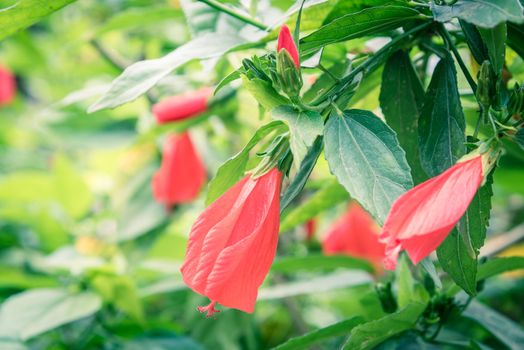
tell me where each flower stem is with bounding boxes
[197,0,267,30]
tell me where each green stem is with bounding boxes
[312,21,432,106]
[439,25,477,94]
[197,0,267,30]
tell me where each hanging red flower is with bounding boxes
[0,65,16,106]
[152,132,206,207]
[181,168,282,316]
[152,87,212,124]
[323,202,385,268]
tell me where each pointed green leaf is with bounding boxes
[419,55,466,177]
[343,303,426,350]
[273,317,364,350]
[380,50,427,184]
[477,256,524,280]
[324,109,413,224]
[479,23,507,77]
[300,6,421,54]
[460,20,489,64]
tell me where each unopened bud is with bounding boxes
[276,50,303,98]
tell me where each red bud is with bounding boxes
[152,87,212,124]
[277,25,300,69]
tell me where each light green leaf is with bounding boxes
[463,300,524,349]
[181,0,244,37]
[242,77,289,110]
[272,106,323,166]
[88,34,247,112]
[52,154,93,219]
[431,0,524,28]
[123,336,204,350]
[272,317,364,350]
[477,256,524,280]
[419,55,466,177]
[380,50,427,184]
[0,288,101,340]
[271,254,374,274]
[396,255,430,309]
[0,0,76,41]
[280,179,349,232]
[205,121,285,205]
[343,303,426,350]
[479,23,507,77]
[300,6,421,54]
[323,109,413,224]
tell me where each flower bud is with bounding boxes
[276,49,303,98]
[152,87,212,124]
[476,61,492,121]
[277,25,299,69]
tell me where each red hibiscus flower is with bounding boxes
[277,25,300,69]
[152,87,212,124]
[0,65,16,106]
[323,202,385,268]
[181,168,282,316]
[379,153,493,270]
[152,132,206,207]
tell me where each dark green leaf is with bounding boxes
[0,0,76,41]
[324,109,413,224]
[0,288,101,340]
[280,136,324,212]
[380,50,427,184]
[463,300,524,349]
[272,317,364,350]
[322,0,408,25]
[272,106,323,166]
[88,34,248,112]
[205,121,285,205]
[515,128,524,149]
[460,20,489,64]
[280,178,349,231]
[300,6,422,54]
[419,55,466,177]
[431,0,524,28]
[479,23,507,77]
[507,23,524,59]
[437,179,493,295]
[477,256,524,280]
[343,303,426,350]
[271,254,374,274]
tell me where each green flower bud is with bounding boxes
[276,50,303,98]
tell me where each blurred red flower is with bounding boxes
[181,168,282,316]
[152,132,205,207]
[380,155,485,270]
[277,25,300,69]
[0,65,16,106]
[322,202,385,268]
[152,87,212,124]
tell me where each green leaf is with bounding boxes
[205,121,285,205]
[396,256,430,309]
[460,20,490,64]
[322,0,408,25]
[242,77,289,110]
[52,154,93,219]
[343,303,426,350]
[463,300,524,349]
[479,23,507,77]
[180,0,244,37]
[122,335,204,350]
[271,254,374,274]
[323,109,413,224]
[280,136,324,212]
[272,106,323,167]
[90,274,144,323]
[0,0,76,41]
[380,50,427,184]
[88,34,248,112]
[477,256,524,280]
[515,128,524,149]
[507,23,524,59]
[280,179,349,232]
[431,0,524,28]
[0,288,101,340]
[94,6,182,36]
[272,317,364,350]
[300,6,421,54]
[437,180,493,296]
[419,55,466,177]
